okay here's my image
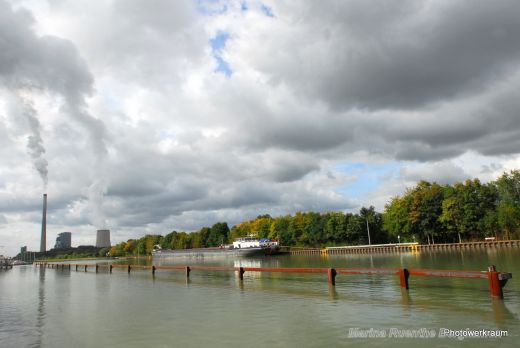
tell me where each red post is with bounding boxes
[128,265,131,274]
[185,266,191,278]
[152,265,156,275]
[399,268,409,289]
[328,268,337,286]
[238,267,245,280]
[488,265,503,299]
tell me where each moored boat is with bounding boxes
[152,236,279,259]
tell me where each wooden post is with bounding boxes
[238,267,245,280]
[488,265,503,299]
[399,268,409,290]
[68,264,71,270]
[152,265,156,275]
[75,264,78,271]
[185,266,191,278]
[328,268,337,286]
[84,265,87,272]
[96,265,99,273]
[128,265,131,274]
[109,265,113,273]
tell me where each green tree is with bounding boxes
[383,195,413,241]
[269,215,292,244]
[345,213,364,244]
[324,212,347,244]
[495,170,520,239]
[207,222,230,246]
[303,212,324,246]
[409,181,445,244]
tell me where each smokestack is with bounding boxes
[40,193,47,253]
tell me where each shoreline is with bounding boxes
[287,240,520,255]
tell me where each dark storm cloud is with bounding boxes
[0,1,92,95]
[262,0,520,110]
[216,0,520,163]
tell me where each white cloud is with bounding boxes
[1,0,520,256]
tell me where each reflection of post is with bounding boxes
[400,288,412,306]
[491,298,514,327]
[366,219,371,245]
[328,284,338,301]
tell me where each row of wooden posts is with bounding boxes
[35,262,512,300]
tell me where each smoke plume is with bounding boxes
[87,179,108,229]
[4,92,49,188]
[23,97,48,188]
[0,0,108,227]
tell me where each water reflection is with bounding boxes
[327,285,339,301]
[399,288,412,307]
[5,250,516,348]
[34,265,45,348]
[491,298,516,328]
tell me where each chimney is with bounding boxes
[40,193,47,253]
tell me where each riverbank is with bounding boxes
[37,257,116,263]
[286,239,520,255]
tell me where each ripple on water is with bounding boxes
[1,252,519,347]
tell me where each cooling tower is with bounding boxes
[96,229,111,248]
[40,193,47,252]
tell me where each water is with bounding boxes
[1,249,519,347]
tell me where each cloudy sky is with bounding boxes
[1,0,520,255]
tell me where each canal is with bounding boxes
[1,249,519,347]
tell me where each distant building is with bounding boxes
[96,230,111,248]
[20,246,27,254]
[54,232,72,249]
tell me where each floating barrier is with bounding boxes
[35,262,512,300]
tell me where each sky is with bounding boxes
[1,0,520,256]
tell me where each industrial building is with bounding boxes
[54,232,72,249]
[96,229,111,248]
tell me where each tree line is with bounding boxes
[109,170,520,256]
[383,170,520,244]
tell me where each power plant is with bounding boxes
[40,193,47,252]
[38,193,111,250]
[96,229,111,248]
[54,232,72,249]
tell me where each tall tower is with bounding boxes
[40,193,47,252]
